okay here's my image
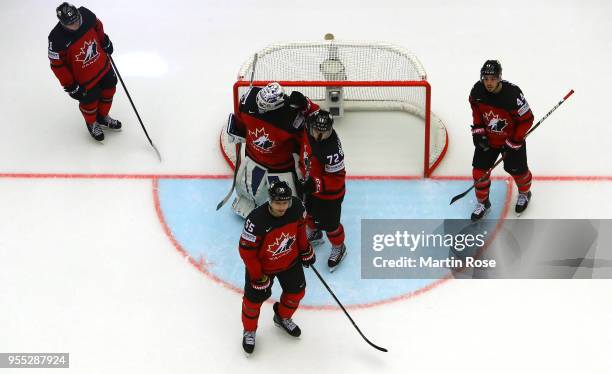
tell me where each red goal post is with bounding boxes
[224,39,448,177]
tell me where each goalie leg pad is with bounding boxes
[233,155,300,217]
[232,156,260,218]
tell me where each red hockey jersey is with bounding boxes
[304,130,346,200]
[469,80,534,148]
[235,87,320,172]
[48,7,110,90]
[239,197,309,280]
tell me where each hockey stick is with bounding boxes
[310,264,388,352]
[299,153,311,202]
[216,53,258,211]
[109,56,162,162]
[216,142,241,211]
[450,89,575,205]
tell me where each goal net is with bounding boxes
[221,37,448,177]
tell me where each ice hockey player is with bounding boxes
[238,181,315,356]
[301,110,347,271]
[48,3,121,142]
[469,60,535,220]
[225,82,320,218]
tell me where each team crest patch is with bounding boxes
[483,110,508,133]
[268,232,295,257]
[248,128,275,153]
[75,39,100,68]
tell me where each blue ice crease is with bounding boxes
[157,178,508,307]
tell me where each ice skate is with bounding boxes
[328,243,347,272]
[515,191,531,216]
[242,330,256,356]
[273,302,301,337]
[85,121,104,141]
[307,228,324,247]
[471,199,491,221]
[97,115,122,131]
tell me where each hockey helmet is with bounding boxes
[56,2,81,26]
[256,82,286,113]
[480,60,502,79]
[268,181,292,202]
[308,110,334,133]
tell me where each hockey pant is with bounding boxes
[241,261,306,332]
[232,154,298,218]
[305,195,345,247]
[78,69,118,125]
[472,144,532,202]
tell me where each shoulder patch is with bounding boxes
[241,230,257,243]
[516,91,530,115]
[325,160,345,173]
[518,102,531,116]
[48,50,60,60]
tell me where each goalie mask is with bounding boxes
[256,82,286,113]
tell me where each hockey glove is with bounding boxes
[226,113,245,143]
[251,275,271,291]
[300,244,316,268]
[471,126,490,151]
[102,34,113,55]
[64,83,86,101]
[504,138,524,152]
[288,91,309,111]
[301,177,321,195]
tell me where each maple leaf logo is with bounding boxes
[267,232,295,257]
[248,128,275,153]
[483,110,508,133]
[74,39,99,67]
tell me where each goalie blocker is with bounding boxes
[225,83,320,218]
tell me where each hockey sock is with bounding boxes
[79,101,98,124]
[512,170,532,194]
[97,87,116,118]
[472,168,491,203]
[278,289,305,319]
[326,224,345,247]
[241,297,262,331]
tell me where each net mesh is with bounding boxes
[228,40,447,177]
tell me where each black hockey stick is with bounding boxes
[299,153,311,202]
[216,53,258,211]
[450,89,575,205]
[310,264,388,352]
[109,56,162,162]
